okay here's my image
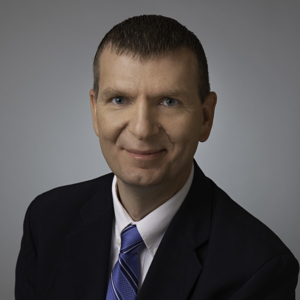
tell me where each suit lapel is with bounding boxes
[64,174,114,300]
[137,161,213,300]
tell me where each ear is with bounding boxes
[89,89,100,137]
[199,92,217,142]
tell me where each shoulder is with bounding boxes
[24,173,114,241]
[207,177,299,270]
[29,173,113,214]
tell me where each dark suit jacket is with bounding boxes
[15,162,299,299]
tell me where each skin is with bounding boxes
[90,47,217,221]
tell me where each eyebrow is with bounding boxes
[100,87,129,99]
[100,87,190,100]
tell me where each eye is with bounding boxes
[160,98,179,107]
[112,96,126,105]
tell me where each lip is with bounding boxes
[125,149,166,160]
[126,149,163,155]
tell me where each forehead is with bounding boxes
[97,47,199,96]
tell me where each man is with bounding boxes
[15,15,299,300]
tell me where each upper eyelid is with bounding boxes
[162,97,178,100]
[110,95,125,99]
[100,93,126,101]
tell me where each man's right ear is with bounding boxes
[89,89,100,137]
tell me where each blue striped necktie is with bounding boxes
[106,224,144,300]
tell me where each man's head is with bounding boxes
[90,15,216,194]
[93,15,210,104]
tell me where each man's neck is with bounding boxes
[116,164,192,221]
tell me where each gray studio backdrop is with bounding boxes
[1,0,299,298]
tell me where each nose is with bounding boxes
[128,98,160,140]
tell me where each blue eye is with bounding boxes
[112,97,126,105]
[161,98,178,106]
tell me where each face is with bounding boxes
[90,47,216,189]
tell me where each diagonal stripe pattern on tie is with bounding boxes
[106,224,144,300]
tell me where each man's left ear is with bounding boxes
[199,92,217,142]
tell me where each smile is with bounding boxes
[125,149,166,160]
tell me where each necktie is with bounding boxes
[106,224,144,300]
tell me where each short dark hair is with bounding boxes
[93,15,210,103]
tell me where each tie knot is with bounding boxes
[120,224,144,254]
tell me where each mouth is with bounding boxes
[125,149,166,160]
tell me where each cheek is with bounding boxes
[97,111,124,144]
[164,114,201,146]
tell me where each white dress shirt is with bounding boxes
[109,163,194,289]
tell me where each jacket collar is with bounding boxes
[80,173,114,226]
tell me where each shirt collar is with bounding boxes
[112,163,194,256]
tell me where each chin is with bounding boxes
[118,167,164,188]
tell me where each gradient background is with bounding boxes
[1,0,299,298]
